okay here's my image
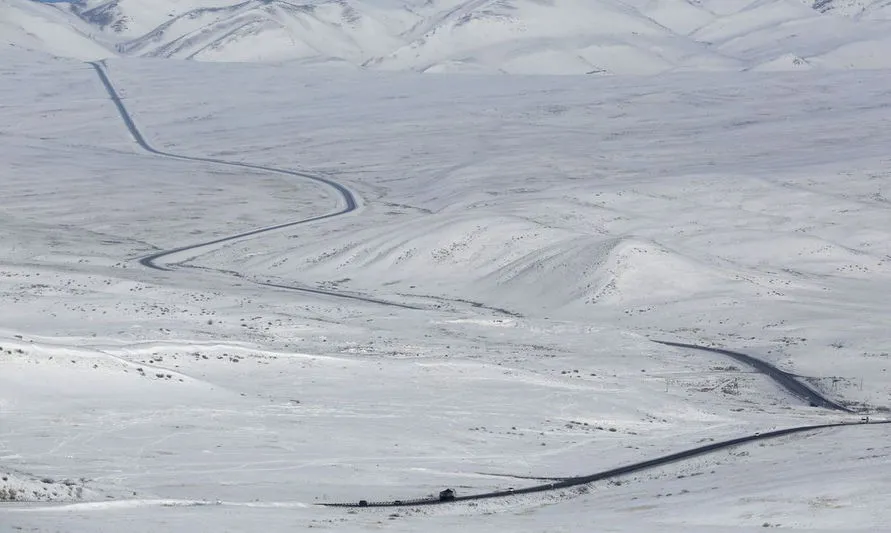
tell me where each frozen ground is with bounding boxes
[1,50,890,531]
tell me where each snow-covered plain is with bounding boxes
[1,49,890,531]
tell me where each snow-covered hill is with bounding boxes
[0,0,111,59]
[8,0,888,73]
[807,0,891,19]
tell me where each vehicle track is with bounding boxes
[321,420,888,508]
[88,60,421,310]
[652,340,853,412]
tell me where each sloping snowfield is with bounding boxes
[1,50,890,531]
[0,0,109,59]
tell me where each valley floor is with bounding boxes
[1,51,889,531]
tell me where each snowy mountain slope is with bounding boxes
[0,0,111,59]
[693,1,891,69]
[367,0,738,74]
[113,1,404,62]
[72,0,237,37]
[23,0,891,73]
[806,0,891,19]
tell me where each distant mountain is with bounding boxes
[8,0,891,73]
[0,0,111,59]
[806,0,891,19]
[109,0,406,63]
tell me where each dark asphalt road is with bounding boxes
[89,60,356,271]
[89,61,424,310]
[322,342,866,508]
[322,420,887,508]
[653,340,852,412]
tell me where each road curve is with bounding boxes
[88,61,426,310]
[653,340,852,412]
[88,60,356,271]
[320,420,887,508]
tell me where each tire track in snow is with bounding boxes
[88,60,420,310]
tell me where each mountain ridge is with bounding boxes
[6,0,891,73]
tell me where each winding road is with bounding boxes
[87,60,885,513]
[89,60,421,310]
